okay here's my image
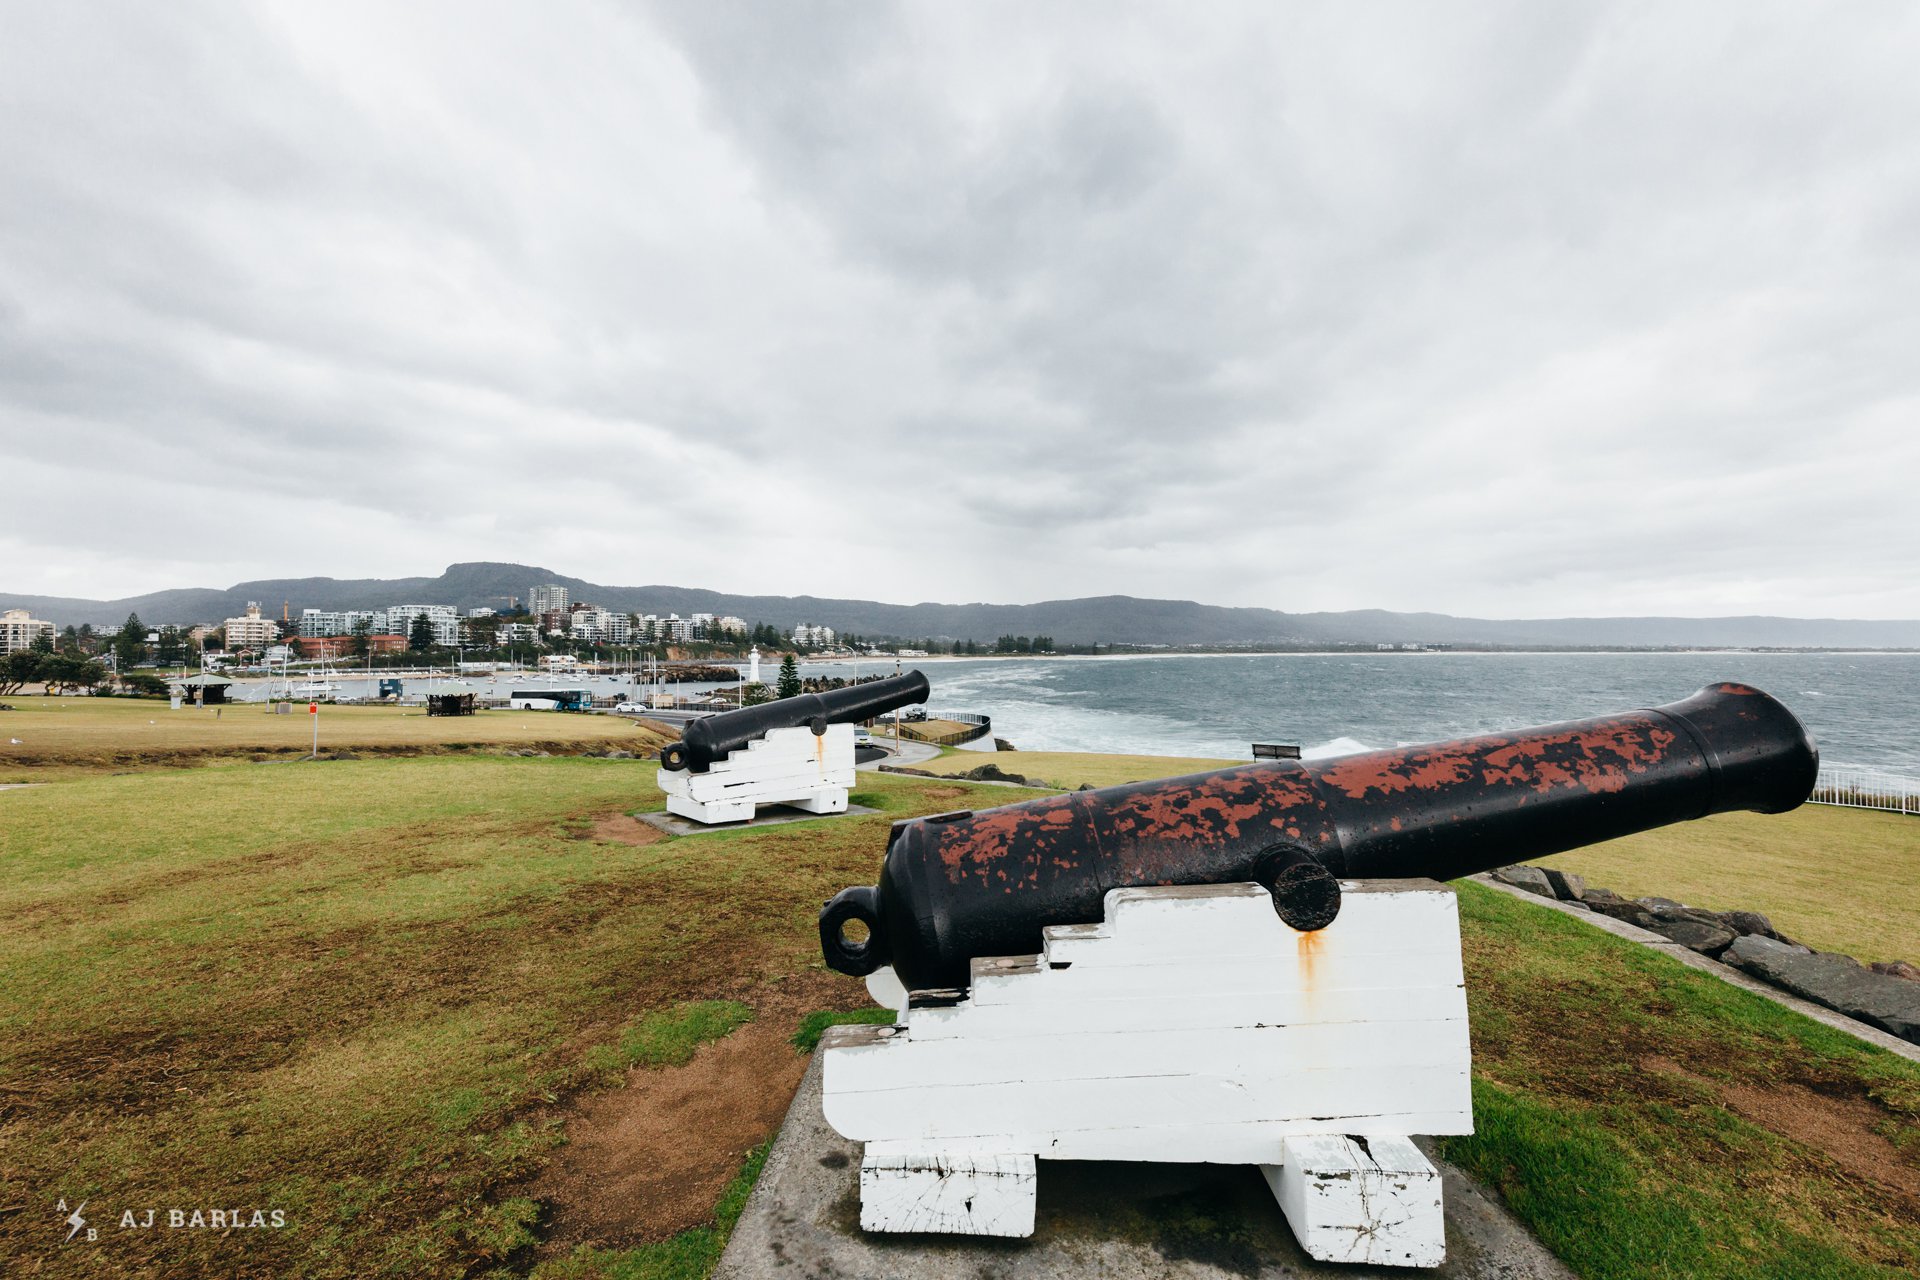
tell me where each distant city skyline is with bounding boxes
[3,4,1917,618]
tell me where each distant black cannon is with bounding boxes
[820,683,1819,990]
[660,670,930,774]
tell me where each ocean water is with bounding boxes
[907,652,1920,776]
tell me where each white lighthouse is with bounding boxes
[748,645,761,685]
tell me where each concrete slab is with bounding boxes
[857,738,943,771]
[716,1053,1575,1280]
[635,803,880,838]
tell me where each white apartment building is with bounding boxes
[713,615,748,637]
[299,608,383,638]
[385,604,460,647]
[569,607,632,645]
[528,583,570,617]
[223,602,279,651]
[1,609,55,654]
[791,624,836,648]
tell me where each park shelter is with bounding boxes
[173,673,234,705]
[425,682,478,717]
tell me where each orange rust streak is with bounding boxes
[1297,928,1325,1011]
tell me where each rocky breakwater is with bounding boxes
[1490,864,1920,1046]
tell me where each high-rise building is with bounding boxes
[222,602,278,651]
[385,605,460,647]
[568,605,631,644]
[1,609,55,654]
[528,583,570,617]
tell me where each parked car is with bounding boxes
[614,701,646,713]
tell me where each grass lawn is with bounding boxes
[1449,880,1919,1280]
[0,755,989,1277]
[1548,806,1920,964]
[2,748,1915,1278]
[0,696,674,779]
[911,746,1241,788]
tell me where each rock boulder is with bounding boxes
[1541,869,1587,901]
[1490,865,1555,898]
[1646,916,1737,956]
[1724,936,1920,1044]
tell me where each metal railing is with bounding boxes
[1810,765,1920,816]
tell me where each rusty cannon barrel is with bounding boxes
[819,683,1818,990]
[660,669,930,773]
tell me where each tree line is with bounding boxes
[1,639,108,695]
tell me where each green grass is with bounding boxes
[1546,805,1920,963]
[4,744,1916,1279]
[582,1002,754,1080]
[790,1007,899,1054]
[911,746,1240,789]
[1446,879,1920,1279]
[0,755,989,1278]
[0,694,674,779]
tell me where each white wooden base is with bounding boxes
[822,880,1471,1266]
[657,724,855,825]
[859,1147,1037,1237]
[1264,1134,1445,1267]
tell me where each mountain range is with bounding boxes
[6,561,1919,649]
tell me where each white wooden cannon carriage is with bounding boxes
[657,723,856,825]
[820,878,1472,1267]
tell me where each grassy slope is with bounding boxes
[0,757,966,1278]
[911,747,1241,788]
[0,696,673,779]
[1451,880,1919,1280]
[3,750,1915,1278]
[1546,806,1919,963]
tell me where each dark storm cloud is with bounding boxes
[0,1,1915,617]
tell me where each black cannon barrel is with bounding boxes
[660,669,930,772]
[820,683,1818,990]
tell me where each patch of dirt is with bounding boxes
[587,813,664,846]
[527,970,845,1250]
[1719,1079,1920,1204]
[920,786,968,801]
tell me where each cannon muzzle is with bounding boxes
[661,669,930,772]
[820,683,1818,990]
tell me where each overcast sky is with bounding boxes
[2,3,1916,618]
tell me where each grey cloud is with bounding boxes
[0,1,1915,617]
